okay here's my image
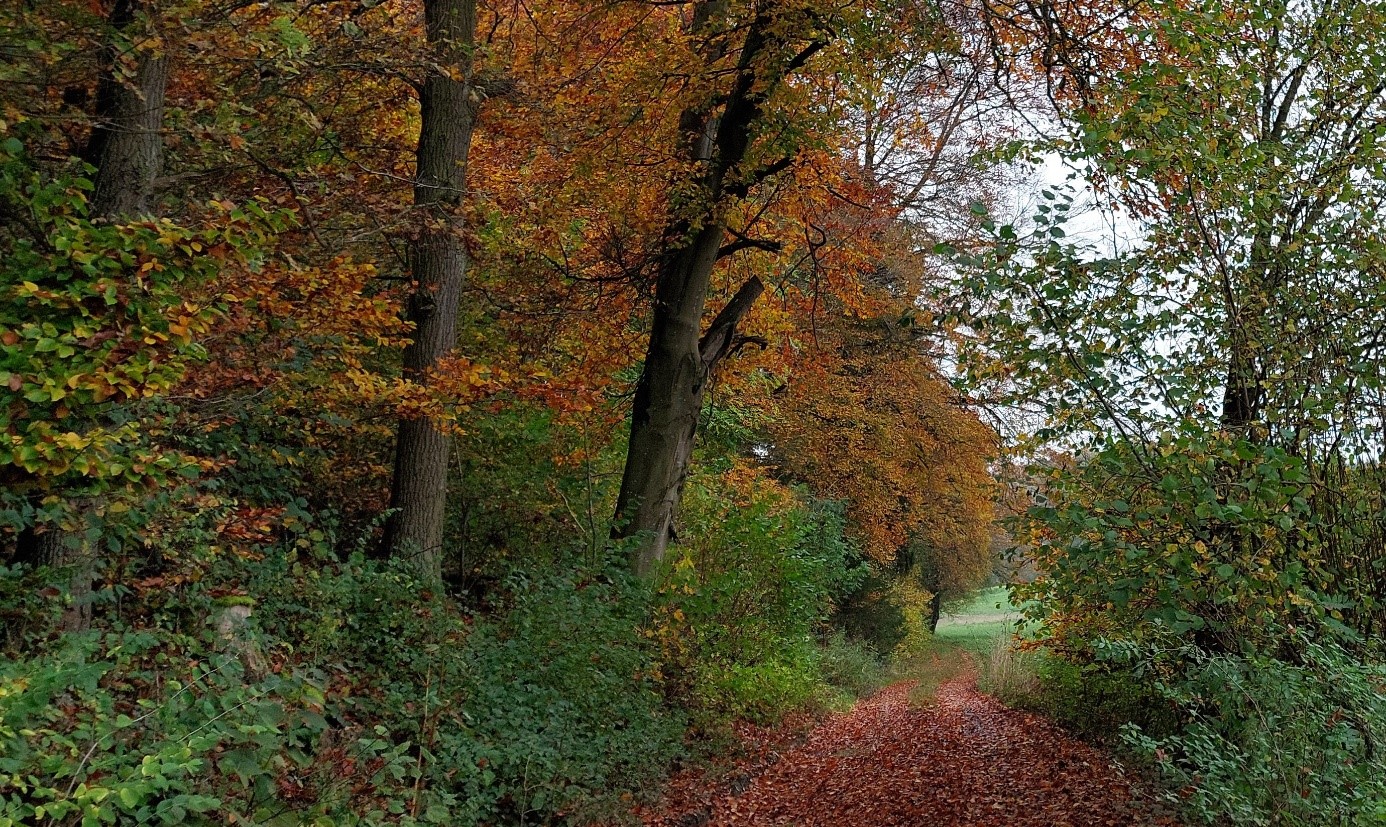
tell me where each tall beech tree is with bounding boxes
[13,0,171,630]
[379,0,481,577]
[771,292,998,621]
[613,0,838,575]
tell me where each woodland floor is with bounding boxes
[636,672,1183,827]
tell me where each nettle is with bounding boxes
[0,633,323,826]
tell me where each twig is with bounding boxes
[65,659,234,797]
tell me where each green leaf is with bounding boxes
[118,786,142,809]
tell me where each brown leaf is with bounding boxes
[634,672,1182,827]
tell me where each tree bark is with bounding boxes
[615,274,764,576]
[614,3,828,576]
[15,525,90,632]
[1218,236,1274,435]
[17,0,170,631]
[927,589,943,634]
[83,0,168,219]
[379,0,479,580]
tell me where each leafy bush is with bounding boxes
[1123,640,1386,826]
[448,404,620,581]
[833,565,910,656]
[249,553,685,825]
[693,650,823,724]
[1014,435,1379,661]
[1029,655,1177,743]
[0,629,365,826]
[887,577,942,663]
[0,563,62,649]
[1,543,688,827]
[981,641,1176,745]
[653,465,868,725]
[816,632,890,702]
[433,570,684,824]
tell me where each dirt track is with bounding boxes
[640,675,1181,827]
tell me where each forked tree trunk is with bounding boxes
[18,0,169,631]
[615,273,764,576]
[614,3,827,576]
[379,0,479,580]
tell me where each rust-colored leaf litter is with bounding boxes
[637,675,1182,827]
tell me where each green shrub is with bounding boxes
[1,545,687,827]
[1122,640,1386,826]
[448,404,620,579]
[834,566,910,656]
[0,630,367,826]
[1032,655,1177,742]
[434,570,684,824]
[0,563,62,649]
[694,648,823,724]
[816,632,889,702]
[656,469,866,726]
[249,553,685,825]
[984,643,1176,744]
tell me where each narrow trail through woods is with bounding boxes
[640,674,1182,827]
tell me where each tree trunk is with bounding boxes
[20,0,170,631]
[379,0,479,580]
[927,589,943,634]
[84,0,168,219]
[15,525,90,632]
[615,273,764,576]
[1218,300,1264,434]
[614,3,827,576]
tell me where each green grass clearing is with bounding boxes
[882,586,1028,703]
[946,586,1014,617]
[934,620,1013,657]
[934,586,1021,657]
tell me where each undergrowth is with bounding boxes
[978,632,1386,826]
[0,445,899,826]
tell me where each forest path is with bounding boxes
[639,674,1182,827]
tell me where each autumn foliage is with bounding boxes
[0,0,1013,823]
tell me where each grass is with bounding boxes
[976,636,1043,702]
[947,586,1014,617]
[875,586,1027,705]
[933,585,1020,658]
[890,640,971,706]
[934,621,1012,656]
[940,590,1046,710]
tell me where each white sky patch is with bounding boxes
[1005,153,1144,258]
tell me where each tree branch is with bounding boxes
[717,226,783,258]
[699,275,765,374]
